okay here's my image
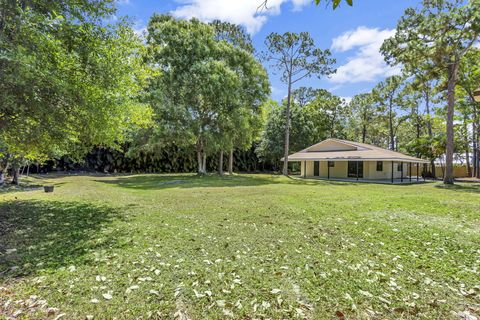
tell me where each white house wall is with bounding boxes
[300,161,415,180]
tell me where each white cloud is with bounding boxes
[329,26,401,84]
[291,0,311,11]
[171,0,310,34]
[134,26,147,37]
[132,19,147,39]
[341,96,352,104]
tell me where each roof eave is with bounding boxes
[283,157,430,164]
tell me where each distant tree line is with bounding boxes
[33,144,274,174]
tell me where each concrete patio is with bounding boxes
[295,176,430,184]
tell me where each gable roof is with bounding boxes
[283,139,429,163]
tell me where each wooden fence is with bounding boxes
[406,165,469,178]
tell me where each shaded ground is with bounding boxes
[455,177,480,184]
[0,200,123,278]
[0,173,479,319]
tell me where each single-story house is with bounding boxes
[283,139,430,182]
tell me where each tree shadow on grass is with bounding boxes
[0,174,71,195]
[434,183,480,194]
[0,200,123,280]
[93,173,351,190]
[0,177,45,194]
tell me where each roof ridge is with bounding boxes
[330,139,373,150]
[304,138,360,152]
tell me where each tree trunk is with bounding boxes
[0,171,4,185]
[196,135,208,175]
[388,98,395,150]
[218,151,223,175]
[416,107,420,140]
[425,90,432,137]
[440,158,446,180]
[473,125,477,178]
[282,74,293,176]
[361,108,368,143]
[425,90,435,178]
[477,117,480,178]
[444,62,458,184]
[411,104,421,156]
[466,146,471,177]
[197,150,203,175]
[228,148,233,175]
[473,103,477,177]
[474,103,480,178]
[430,159,436,180]
[12,167,19,185]
[330,112,337,138]
[464,114,471,176]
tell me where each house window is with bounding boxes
[328,161,335,167]
[397,163,402,171]
[314,161,320,176]
[376,161,383,171]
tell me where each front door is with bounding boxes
[313,161,320,176]
[348,161,363,178]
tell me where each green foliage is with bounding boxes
[0,0,151,167]
[381,0,480,183]
[257,101,314,169]
[258,90,345,169]
[371,76,406,150]
[78,144,269,173]
[458,48,480,100]
[263,32,335,85]
[212,21,270,154]
[314,0,353,9]
[303,89,347,139]
[143,16,269,174]
[381,0,480,73]
[210,20,254,53]
[291,87,319,108]
[457,48,480,178]
[345,93,382,144]
[405,134,446,163]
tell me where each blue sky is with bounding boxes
[116,0,420,103]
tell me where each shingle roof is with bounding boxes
[282,139,430,163]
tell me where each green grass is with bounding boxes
[1,173,479,319]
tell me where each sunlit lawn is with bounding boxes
[1,173,479,319]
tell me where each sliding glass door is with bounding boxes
[347,161,363,178]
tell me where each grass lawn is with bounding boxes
[1,174,479,319]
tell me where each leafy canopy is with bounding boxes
[263,32,335,85]
[0,0,151,162]
[143,16,269,171]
